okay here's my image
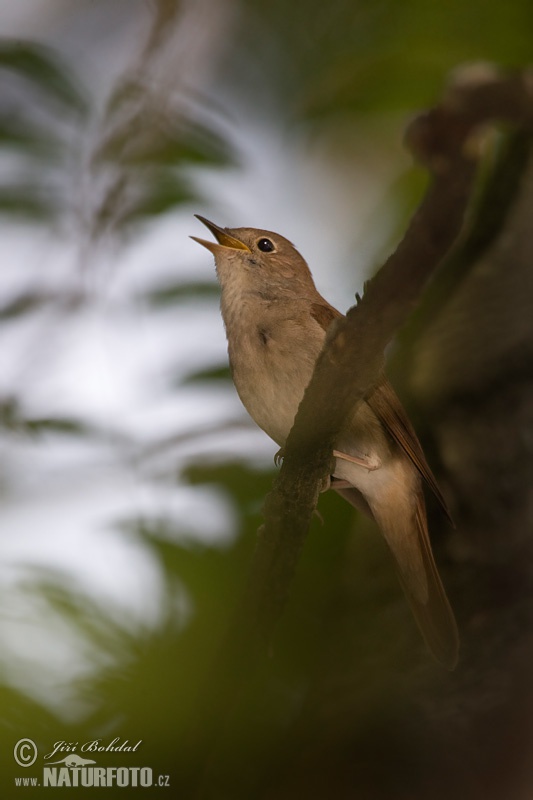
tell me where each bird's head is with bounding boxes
[191,216,315,297]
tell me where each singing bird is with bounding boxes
[192,216,459,669]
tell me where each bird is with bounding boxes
[192,215,459,669]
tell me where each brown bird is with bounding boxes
[192,216,459,669]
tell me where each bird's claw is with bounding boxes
[333,449,381,472]
[318,474,331,493]
[274,448,285,467]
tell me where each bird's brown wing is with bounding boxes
[366,378,452,522]
[309,301,451,521]
[372,484,459,669]
[309,300,341,330]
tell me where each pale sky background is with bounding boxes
[0,0,404,716]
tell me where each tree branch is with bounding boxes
[253,65,533,638]
[192,64,533,794]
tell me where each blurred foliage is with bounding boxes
[0,7,242,792]
[0,34,233,233]
[181,364,232,385]
[0,38,88,115]
[143,279,220,307]
[229,0,533,118]
[0,396,92,437]
[0,0,532,798]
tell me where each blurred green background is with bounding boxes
[1,1,532,797]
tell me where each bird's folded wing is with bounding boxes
[366,378,453,523]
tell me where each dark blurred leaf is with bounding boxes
[134,122,233,167]
[26,571,138,653]
[118,172,196,222]
[93,170,200,234]
[138,526,250,622]
[0,184,58,220]
[137,419,252,464]
[0,290,83,321]
[103,76,145,118]
[23,417,92,436]
[0,115,61,159]
[301,51,459,118]
[0,398,91,437]
[91,175,128,235]
[184,461,275,510]
[0,38,87,115]
[144,280,219,306]
[0,291,52,320]
[0,397,19,429]
[98,71,234,170]
[96,117,234,169]
[237,0,533,123]
[182,365,232,384]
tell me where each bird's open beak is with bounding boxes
[191,215,251,254]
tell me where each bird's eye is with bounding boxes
[257,238,275,253]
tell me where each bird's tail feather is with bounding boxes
[337,486,459,670]
[375,491,459,669]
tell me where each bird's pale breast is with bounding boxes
[225,301,324,446]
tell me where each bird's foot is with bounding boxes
[333,449,381,471]
[318,474,331,493]
[330,478,353,489]
[274,448,285,467]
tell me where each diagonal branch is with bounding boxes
[252,65,533,639]
[191,64,533,793]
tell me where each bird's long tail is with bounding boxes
[336,485,459,670]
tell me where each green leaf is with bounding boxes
[23,417,91,436]
[118,173,197,223]
[0,291,52,321]
[0,399,91,437]
[144,281,219,306]
[182,365,232,385]
[134,122,235,168]
[0,185,58,220]
[0,38,87,115]
[95,72,235,170]
[184,461,276,508]
[95,117,234,170]
[0,115,61,159]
